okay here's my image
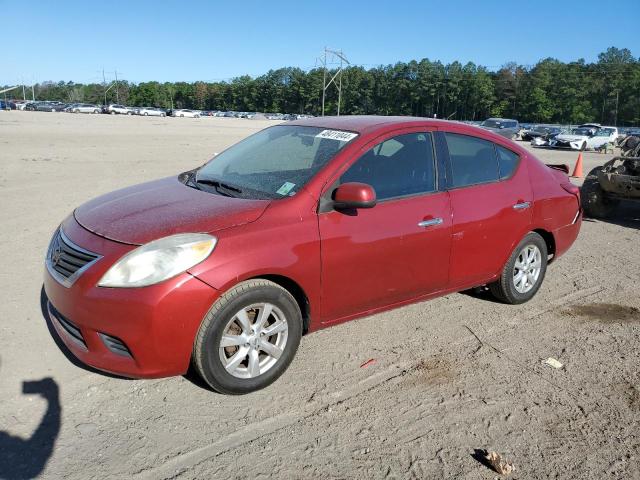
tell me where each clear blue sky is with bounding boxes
[1,0,638,85]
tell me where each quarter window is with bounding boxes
[341,133,436,200]
[444,133,499,188]
[496,146,520,179]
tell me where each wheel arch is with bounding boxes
[532,228,556,262]
[248,274,311,334]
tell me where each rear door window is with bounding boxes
[444,133,499,188]
[496,146,520,179]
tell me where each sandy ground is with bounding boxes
[0,112,639,480]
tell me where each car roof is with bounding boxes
[288,115,456,134]
[484,117,518,122]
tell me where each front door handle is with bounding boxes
[513,201,531,210]
[418,218,443,228]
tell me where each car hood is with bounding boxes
[555,134,587,142]
[74,177,270,245]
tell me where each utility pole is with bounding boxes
[318,47,349,116]
[22,84,26,101]
[614,90,619,126]
[114,69,120,104]
[31,84,35,101]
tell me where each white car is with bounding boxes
[71,103,101,114]
[138,107,166,117]
[172,109,200,118]
[106,104,131,115]
[549,126,618,151]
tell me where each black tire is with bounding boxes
[489,232,548,305]
[580,141,587,151]
[144,112,148,116]
[581,167,619,218]
[193,279,302,395]
[161,113,165,117]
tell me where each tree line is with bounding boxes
[10,47,640,125]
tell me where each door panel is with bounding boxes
[447,157,533,287]
[319,192,452,322]
[318,129,452,323]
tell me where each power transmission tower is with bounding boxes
[114,69,120,104]
[318,47,349,116]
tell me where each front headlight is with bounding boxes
[98,233,217,288]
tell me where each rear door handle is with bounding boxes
[418,218,443,228]
[513,202,531,210]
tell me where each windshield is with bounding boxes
[195,125,357,199]
[570,128,592,136]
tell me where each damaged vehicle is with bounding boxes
[582,156,640,217]
[549,126,617,151]
[531,126,564,147]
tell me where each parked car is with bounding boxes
[549,126,618,151]
[43,116,581,394]
[138,107,166,117]
[479,118,520,139]
[520,125,561,142]
[69,103,101,114]
[530,127,564,147]
[105,104,130,115]
[31,101,67,112]
[172,109,200,118]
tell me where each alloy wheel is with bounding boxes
[512,245,542,293]
[218,303,289,379]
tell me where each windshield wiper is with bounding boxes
[195,177,243,197]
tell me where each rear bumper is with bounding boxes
[553,214,582,261]
[43,216,220,378]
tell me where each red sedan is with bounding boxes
[44,116,581,394]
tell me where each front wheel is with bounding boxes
[580,141,587,151]
[193,279,302,395]
[489,232,548,304]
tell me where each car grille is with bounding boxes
[47,229,100,286]
[99,333,133,358]
[48,302,87,349]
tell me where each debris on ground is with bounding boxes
[359,359,376,368]
[485,450,515,475]
[543,357,564,369]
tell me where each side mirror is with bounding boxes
[333,182,377,210]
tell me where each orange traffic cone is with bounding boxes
[571,153,583,178]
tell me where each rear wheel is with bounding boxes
[193,279,302,395]
[489,232,548,304]
[581,167,619,218]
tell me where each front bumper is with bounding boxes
[43,216,220,378]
